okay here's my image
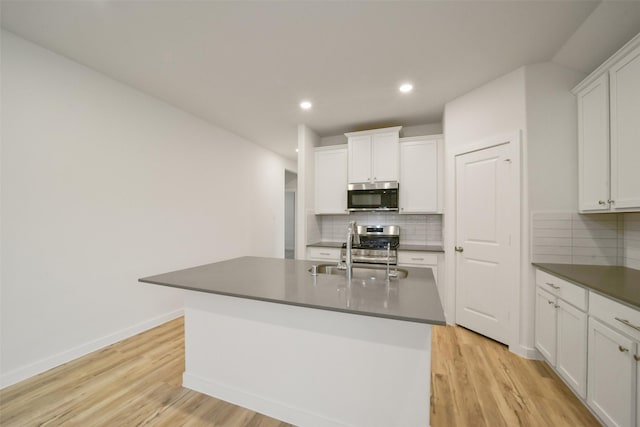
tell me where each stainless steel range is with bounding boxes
[340,225,399,265]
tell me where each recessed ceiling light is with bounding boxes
[300,101,312,110]
[399,83,413,93]
[295,148,299,153]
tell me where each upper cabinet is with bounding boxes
[399,136,443,214]
[315,145,348,215]
[574,34,640,213]
[345,126,401,184]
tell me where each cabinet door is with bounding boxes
[556,300,587,398]
[535,287,557,365]
[609,44,640,211]
[371,132,399,182]
[577,74,610,212]
[347,135,372,183]
[315,148,348,214]
[587,317,635,427]
[399,140,439,213]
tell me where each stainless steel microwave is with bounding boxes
[347,182,399,212]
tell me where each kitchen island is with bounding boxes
[140,256,445,427]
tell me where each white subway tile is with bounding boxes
[573,246,618,257]
[532,254,573,264]
[533,220,572,229]
[572,228,618,239]
[533,228,572,238]
[572,238,618,248]
[572,255,618,266]
[532,246,572,255]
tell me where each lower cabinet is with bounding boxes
[306,247,341,262]
[535,268,640,427]
[587,317,636,427]
[556,300,587,398]
[534,283,587,398]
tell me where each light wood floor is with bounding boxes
[0,317,600,426]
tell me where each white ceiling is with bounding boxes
[2,1,640,161]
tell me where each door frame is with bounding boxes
[445,130,522,353]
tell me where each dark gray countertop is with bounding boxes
[307,241,343,248]
[140,256,445,325]
[307,242,444,252]
[533,263,640,310]
[397,244,444,252]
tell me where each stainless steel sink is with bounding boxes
[311,264,408,280]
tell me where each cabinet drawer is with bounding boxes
[536,270,588,311]
[306,247,341,261]
[589,291,640,342]
[397,251,437,266]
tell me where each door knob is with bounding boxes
[455,246,464,253]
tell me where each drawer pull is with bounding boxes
[411,258,424,261]
[547,300,555,305]
[545,282,560,290]
[614,317,640,332]
[619,345,629,353]
[320,252,331,256]
[634,355,640,362]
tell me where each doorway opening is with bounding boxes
[285,170,297,259]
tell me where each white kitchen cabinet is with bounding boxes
[587,290,640,427]
[314,146,348,214]
[534,270,588,398]
[346,127,401,184]
[399,136,443,213]
[587,317,636,427]
[556,299,588,398]
[306,247,341,262]
[574,34,640,213]
[609,43,640,210]
[398,251,444,308]
[535,286,557,364]
[577,74,610,212]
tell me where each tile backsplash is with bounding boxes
[624,213,640,270]
[531,211,640,270]
[315,213,443,246]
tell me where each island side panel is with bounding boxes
[183,290,432,427]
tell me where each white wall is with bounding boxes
[318,122,443,147]
[296,125,320,257]
[0,31,290,387]
[443,63,586,358]
[443,67,528,355]
[526,62,584,212]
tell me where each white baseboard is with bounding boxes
[183,372,347,427]
[510,344,541,360]
[0,308,183,389]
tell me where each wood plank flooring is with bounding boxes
[0,317,600,426]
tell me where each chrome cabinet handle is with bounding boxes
[615,317,640,332]
[619,345,629,353]
[547,300,555,305]
[411,257,424,261]
[545,282,560,290]
[608,199,615,204]
[598,200,606,205]
[634,355,640,362]
[454,246,464,253]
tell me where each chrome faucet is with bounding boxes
[345,221,358,280]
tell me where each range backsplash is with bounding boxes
[531,212,640,270]
[317,213,443,246]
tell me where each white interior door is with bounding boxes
[455,142,516,345]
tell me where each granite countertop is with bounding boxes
[307,242,444,252]
[533,263,640,309]
[140,256,445,325]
